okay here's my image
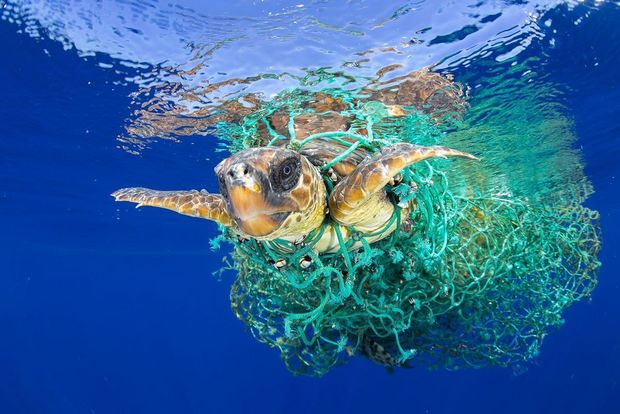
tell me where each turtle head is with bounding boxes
[215,147,326,239]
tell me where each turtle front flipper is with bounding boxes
[112,187,234,227]
[329,143,477,232]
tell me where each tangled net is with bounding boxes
[211,86,601,376]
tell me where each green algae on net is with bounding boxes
[214,71,600,376]
[118,69,601,376]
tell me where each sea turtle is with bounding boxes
[112,143,475,253]
[112,69,477,256]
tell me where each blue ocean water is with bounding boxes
[1,1,619,413]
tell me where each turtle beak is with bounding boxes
[225,162,262,193]
[226,185,288,237]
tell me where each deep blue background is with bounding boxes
[1,3,619,414]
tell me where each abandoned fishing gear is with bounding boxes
[213,87,601,377]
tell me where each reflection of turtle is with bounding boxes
[113,70,476,256]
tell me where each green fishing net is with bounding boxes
[211,85,601,377]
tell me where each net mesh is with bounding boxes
[212,86,601,377]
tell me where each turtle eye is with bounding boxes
[271,157,301,192]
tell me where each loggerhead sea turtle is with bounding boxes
[112,70,477,258]
[112,143,475,254]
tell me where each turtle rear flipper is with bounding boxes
[112,188,234,227]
